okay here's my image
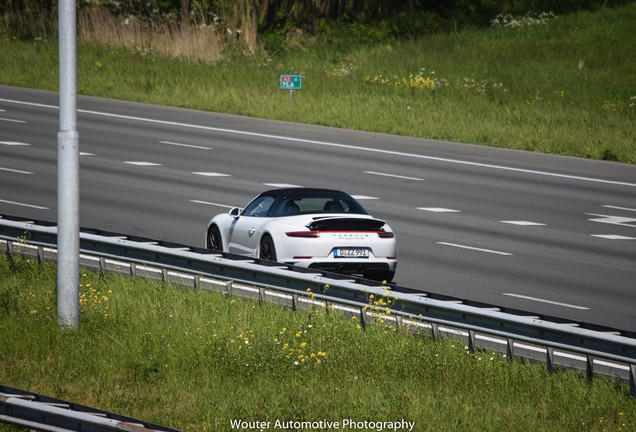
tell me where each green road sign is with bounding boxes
[280,75,302,90]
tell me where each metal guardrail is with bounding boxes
[1,214,635,398]
[0,385,182,432]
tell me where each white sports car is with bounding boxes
[205,188,397,282]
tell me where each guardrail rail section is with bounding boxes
[1,213,635,401]
[0,384,182,432]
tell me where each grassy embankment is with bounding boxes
[0,255,634,431]
[0,4,634,163]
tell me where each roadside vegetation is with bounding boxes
[1,255,635,431]
[0,3,635,428]
[0,1,634,163]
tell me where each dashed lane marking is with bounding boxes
[602,205,636,212]
[591,234,636,240]
[263,183,302,188]
[193,172,231,177]
[0,141,30,146]
[124,161,162,166]
[364,171,424,181]
[159,141,211,150]
[0,167,33,174]
[437,242,513,256]
[586,214,636,228]
[587,205,636,239]
[0,117,26,124]
[501,221,546,226]
[0,198,48,210]
[418,207,460,213]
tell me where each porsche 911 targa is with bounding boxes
[205,188,397,282]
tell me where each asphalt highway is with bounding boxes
[1,85,635,332]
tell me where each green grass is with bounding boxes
[1,255,634,431]
[0,4,634,163]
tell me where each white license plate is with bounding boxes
[334,248,369,258]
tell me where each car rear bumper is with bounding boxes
[307,261,393,274]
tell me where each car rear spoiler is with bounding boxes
[306,217,387,232]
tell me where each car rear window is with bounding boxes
[271,194,368,216]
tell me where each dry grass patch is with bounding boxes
[78,6,222,64]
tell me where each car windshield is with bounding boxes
[241,195,276,217]
[270,193,369,217]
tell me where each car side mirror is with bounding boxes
[229,207,241,218]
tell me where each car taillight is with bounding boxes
[377,231,394,238]
[286,231,320,238]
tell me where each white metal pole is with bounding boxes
[57,0,80,330]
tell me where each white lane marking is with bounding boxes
[80,152,95,156]
[124,161,162,166]
[3,97,633,188]
[0,167,33,174]
[502,293,590,310]
[0,141,30,146]
[586,213,636,228]
[602,205,636,213]
[501,220,546,226]
[263,183,302,188]
[159,140,211,150]
[193,172,231,177]
[0,198,48,210]
[591,234,636,240]
[0,117,26,124]
[352,195,379,200]
[418,207,460,213]
[437,242,513,256]
[190,200,236,209]
[364,171,424,181]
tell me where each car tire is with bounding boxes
[206,225,223,251]
[259,234,277,261]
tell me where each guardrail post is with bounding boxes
[430,323,439,342]
[360,308,368,328]
[630,364,635,397]
[259,287,265,304]
[99,257,106,277]
[587,355,594,381]
[507,338,514,362]
[468,330,476,353]
[546,347,555,372]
